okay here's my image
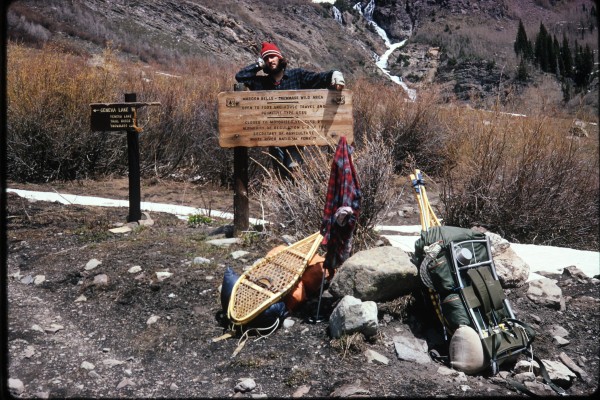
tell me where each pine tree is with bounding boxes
[516,57,529,82]
[561,34,573,79]
[534,22,550,71]
[552,35,560,76]
[514,19,530,58]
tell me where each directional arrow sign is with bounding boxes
[90,103,137,131]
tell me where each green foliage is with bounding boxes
[514,20,533,60]
[188,214,212,227]
[516,58,529,82]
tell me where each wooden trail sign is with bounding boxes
[218,89,353,148]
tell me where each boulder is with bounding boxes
[329,246,418,302]
[329,295,378,339]
[493,246,529,288]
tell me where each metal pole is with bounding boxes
[125,93,142,222]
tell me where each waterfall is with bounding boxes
[354,0,416,100]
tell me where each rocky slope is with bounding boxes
[6,0,598,111]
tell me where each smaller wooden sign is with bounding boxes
[218,89,353,148]
[90,103,138,131]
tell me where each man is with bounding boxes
[235,42,345,180]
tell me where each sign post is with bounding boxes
[233,84,250,235]
[124,93,141,222]
[90,95,160,223]
[218,89,353,234]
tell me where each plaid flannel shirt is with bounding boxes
[320,137,362,270]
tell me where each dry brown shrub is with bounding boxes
[438,105,599,251]
[256,132,401,251]
[6,42,236,183]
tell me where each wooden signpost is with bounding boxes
[218,88,353,235]
[90,94,160,223]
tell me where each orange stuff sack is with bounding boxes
[264,246,329,312]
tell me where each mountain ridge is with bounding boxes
[5,0,599,115]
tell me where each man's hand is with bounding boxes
[257,57,265,69]
[331,71,345,90]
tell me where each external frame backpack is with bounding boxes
[414,226,533,375]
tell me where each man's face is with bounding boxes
[264,55,280,72]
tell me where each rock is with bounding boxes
[330,380,370,397]
[9,378,25,393]
[393,333,430,364]
[109,226,132,233]
[552,336,570,346]
[329,246,417,302]
[549,324,569,337]
[85,258,102,270]
[128,265,142,273]
[558,352,590,383]
[80,361,95,370]
[483,231,511,254]
[89,370,101,379]
[527,277,565,310]
[139,212,154,226]
[283,318,295,329]
[103,359,125,367]
[34,391,49,398]
[155,271,173,281]
[234,378,256,393]
[31,324,45,333]
[170,383,179,391]
[193,257,211,265]
[20,275,33,285]
[514,359,539,374]
[364,349,389,365]
[44,324,64,333]
[329,295,378,338]
[292,385,311,397]
[231,250,250,260]
[33,275,46,285]
[116,378,135,389]
[562,265,588,281]
[74,295,87,303]
[23,346,35,359]
[514,372,536,383]
[93,274,109,286]
[206,238,242,247]
[146,315,160,325]
[541,359,576,388]
[492,247,529,288]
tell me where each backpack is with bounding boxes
[414,226,533,375]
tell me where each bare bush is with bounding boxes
[256,133,401,251]
[352,78,449,176]
[439,107,599,251]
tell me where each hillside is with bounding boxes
[5,0,599,116]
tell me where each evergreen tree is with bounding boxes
[553,35,560,76]
[573,43,594,88]
[514,19,530,58]
[516,57,529,82]
[534,22,550,71]
[560,34,573,79]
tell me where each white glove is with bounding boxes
[331,71,345,90]
[257,57,265,69]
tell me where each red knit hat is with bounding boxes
[260,42,283,60]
